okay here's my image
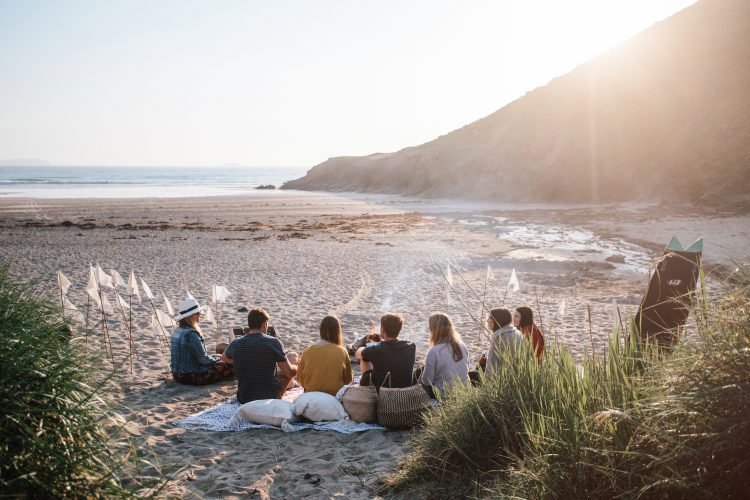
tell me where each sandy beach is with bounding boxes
[0,192,747,498]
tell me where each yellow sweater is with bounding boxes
[297,342,353,396]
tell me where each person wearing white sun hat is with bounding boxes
[170,297,234,385]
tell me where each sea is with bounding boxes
[0,166,309,198]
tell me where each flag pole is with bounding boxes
[147,298,169,357]
[94,271,115,368]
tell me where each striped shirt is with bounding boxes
[224,333,287,403]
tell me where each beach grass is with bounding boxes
[386,264,750,498]
[0,265,165,497]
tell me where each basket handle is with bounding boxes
[382,371,392,388]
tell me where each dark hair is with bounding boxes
[319,315,343,346]
[489,307,512,330]
[247,308,270,330]
[516,306,534,329]
[380,313,404,338]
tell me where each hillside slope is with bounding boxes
[283,0,750,205]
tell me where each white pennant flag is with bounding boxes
[117,293,130,311]
[63,296,78,311]
[213,285,231,303]
[86,286,102,307]
[162,291,174,316]
[141,279,155,300]
[96,264,114,289]
[110,269,127,289]
[557,298,567,320]
[445,288,453,306]
[87,266,99,293]
[156,308,176,328]
[100,293,115,314]
[508,269,520,292]
[204,305,216,326]
[486,265,493,282]
[446,265,454,287]
[57,271,71,296]
[186,289,195,300]
[151,315,165,338]
[126,271,141,303]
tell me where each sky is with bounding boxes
[0,0,696,167]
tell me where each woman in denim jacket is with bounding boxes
[170,298,234,385]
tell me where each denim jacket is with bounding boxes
[170,326,218,374]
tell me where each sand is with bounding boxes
[1,192,747,498]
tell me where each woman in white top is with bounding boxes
[420,312,469,398]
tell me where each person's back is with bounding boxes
[362,339,416,388]
[297,342,353,396]
[421,342,469,396]
[485,307,523,374]
[225,332,287,403]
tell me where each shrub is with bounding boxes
[0,266,152,497]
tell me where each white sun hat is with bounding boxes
[174,297,206,320]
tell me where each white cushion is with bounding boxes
[229,399,296,427]
[293,391,349,422]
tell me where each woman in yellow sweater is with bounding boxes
[297,315,353,396]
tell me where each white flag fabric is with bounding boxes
[117,293,130,311]
[96,264,114,289]
[86,285,102,307]
[100,293,115,314]
[162,292,175,316]
[557,298,567,320]
[110,270,127,289]
[186,289,195,300]
[141,279,155,300]
[126,271,141,302]
[87,266,99,293]
[508,269,520,292]
[63,296,78,311]
[486,265,493,282]
[151,315,165,338]
[57,271,71,295]
[446,265,453,287]
[156,308,176,328]
[445,288,453,306]
[204,305,216,326]
[213,285,231,303]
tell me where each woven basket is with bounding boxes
[341,385,378,423]
[376,373,431,429]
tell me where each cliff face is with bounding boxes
[283,0,750,206]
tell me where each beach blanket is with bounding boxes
[175,386,386,433]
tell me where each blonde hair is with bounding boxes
[428,312,464,362]
[178,312,202,335]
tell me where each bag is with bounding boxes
[293,391,349,422]
[340,385,378,423]
[230,399,296,427]
[376,372,431,429]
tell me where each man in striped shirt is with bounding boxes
[222,308,297,404]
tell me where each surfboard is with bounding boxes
[634,236,703,347]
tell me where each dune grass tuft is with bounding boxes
[386,264,750,498]
[0,265,164,497]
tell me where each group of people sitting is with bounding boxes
[169,297,546,404]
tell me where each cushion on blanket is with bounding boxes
[293,391,348,422]
[230,399,296,427]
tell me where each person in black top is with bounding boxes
[221,308,297,403]
[356,312,416,388]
